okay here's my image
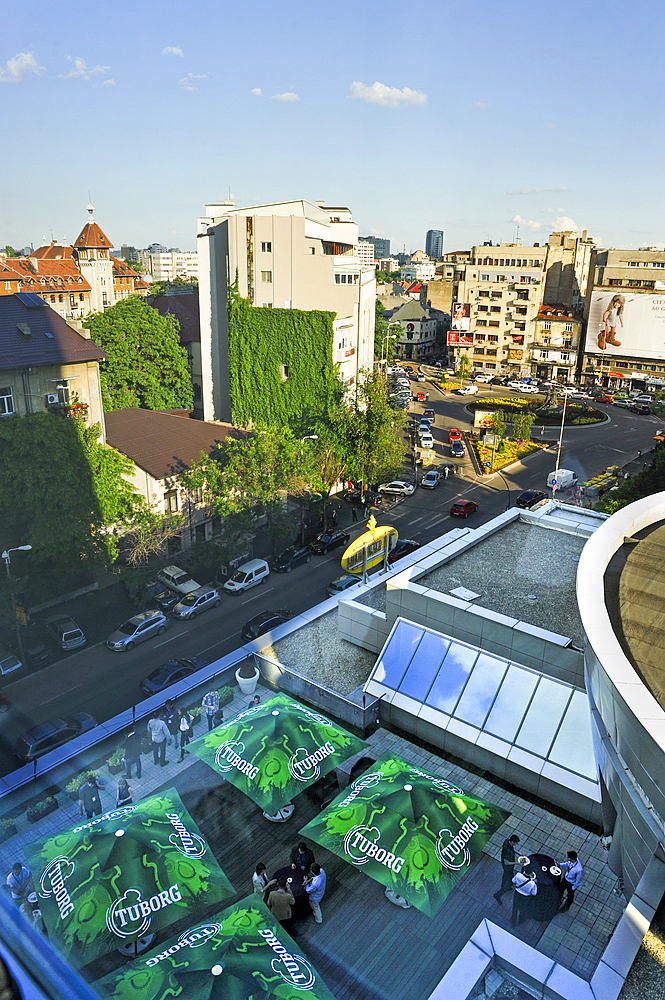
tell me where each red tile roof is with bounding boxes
[150,291,200,343]
[104,408,246,480]
[6,258,91,291]
[74,222,113,249]
[31,242,75,260]
[0,295,105,369]
[536,304,583,321]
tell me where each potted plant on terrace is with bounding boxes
[27,795,58,824]
[106,746,125,775]
[235,658,260,696]
[217,685,234,708]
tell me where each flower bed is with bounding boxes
[466,398,605,425]
[473,438,540,473]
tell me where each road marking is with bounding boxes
[199,636,237,656]
[241,586,275,605]
[41,683,83,706]
[154,634,182,648]
[406,516,425,525]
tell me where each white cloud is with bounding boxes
[61,56,110,81]
[0,51,45,83]
[348,80,427,108]
[103,78,115,86]
[542,206,567,214]
[161,46,184,57]
[179,73,206,91]
[554,215,579,232]
[251,87,262,96]
[544,123,555,129]
[474,101,493,108]
[507,185,569,195]
[271,91,299,101]
[512,215,543,232]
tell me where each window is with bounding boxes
[478,305,488,312]
[486,349,497,356]
[543,321,551,330]
[476,319,487,326]
[260,302,273,308]
[517,291,528,300]
[310,247,316,254]
[480,273,490,281]
[260,242,272,252]
[59,294,63,302]
[0,386,14,415]
[490,306,501,313]
[628,261,640,267]
[563,338,572,348]
[479,290,489,297]
[488,335,499,343]
[564,322,573,332]
[539,351,549,360]
[165,491,179,513]
[50,295,55,302]
[514,322,526,331]
[651,261,665,268]
[560,353,570,362]
[609,278,623,286]
[491,291,502,299]
[474,334,486,342]
[261,271,272,283]
[280,363,290,381]
[516,307,527,315]
[489,320,500,327]
[79,293,84,301]
[334,273,359,284]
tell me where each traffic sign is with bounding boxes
[551,478,557,487]
[485,461,491,468]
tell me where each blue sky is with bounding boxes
[2,0,663,255]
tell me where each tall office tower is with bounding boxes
[425,230,444,260]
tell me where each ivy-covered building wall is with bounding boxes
[228,296,343,431]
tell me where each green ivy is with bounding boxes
[227,296,343,432]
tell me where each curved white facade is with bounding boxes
[577,491,665,896]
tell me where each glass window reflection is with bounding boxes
[398,631,450,701]
[516,677,572,757]
[455,652,508,728]
[374,620,424,689]
[485,664,539,742]
[549,689,597,779]
[425,642,478,715]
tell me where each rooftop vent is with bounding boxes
[17,322,31,337]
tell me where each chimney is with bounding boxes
[316,200,325,207]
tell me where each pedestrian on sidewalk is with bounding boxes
[123,725,142,779]
[178,707,192,762]
[161,700,177,744]
[304,863,326,923]
[494,834,521,904]
[511,870,537,926]
[352,507,358,523]
[148,713,170,766]
[79,774,105,820]
[444,466,449,480]
[558,851,583,910]
[201,688,219,731]
[331,508,338,526]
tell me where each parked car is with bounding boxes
[379,481,416,497]
[450,440,465,458]
[241,610,292,642]
[146,582,180,613]
[613,398,632,408]
[631,394,655,405]
[595,393,614,404]
[421,469,442,489]
[0,648,22,679]
[388,539,421,564]
[629,402,652,414]
[172,587,221,620]
[457,385,478,395]
[491,376,509,385]
[0,626,52,668]
[515,490,548,509]
[0,690,10,713]
[107,610,170,652]
[419,432,434,449]
[416,373,426,382]
[44,614,86,651]
[223,558,270,595]
[343,490,382,506]
[450,499,478,518]
[414,391,429,401]
[309,529,351,555]
[474,373,494,382]
[271,545,312,573]
[156,565,201,597]
[13,713,97,764]
[423,408,435,421]
[326,575,362,598]
[519,384,540,394]
[447,428,462,442]
[139,656,210,697]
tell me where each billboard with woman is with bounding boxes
[587,292,665,360]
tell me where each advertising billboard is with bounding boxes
[451,302,471,331]
[474,410,495,429]
[586,291,665,360]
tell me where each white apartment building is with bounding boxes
[138,250,199,282]
[400,259,436,282]
[355,242,375,266]
[197,199,375,423]
[449,244,547,374]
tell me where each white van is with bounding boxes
[223,558,270,595]
[546,469,578,492]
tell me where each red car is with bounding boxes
[595,393,614,404]
[450,499,478,518]
[448,428,462,442]
[414,391,429,402]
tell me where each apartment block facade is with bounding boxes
[359,235,390,259]
[197,200,375,423]
[138,249,199,282]
[580,246,665,389]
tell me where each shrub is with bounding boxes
[64,771,99,796]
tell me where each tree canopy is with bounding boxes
[82,297,193,412]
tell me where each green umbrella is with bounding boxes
[189,692,367,815]
[25,788,234,967]
[96,895,338,1000]
[299,753,510,917]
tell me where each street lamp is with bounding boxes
[2,545,32,667]
[299,436,319,544]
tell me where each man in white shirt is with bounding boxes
[558,851,583,910]
[304,863,326,924]
[5,863,33,904]
[148,713,170,766]
[511,870,537,926]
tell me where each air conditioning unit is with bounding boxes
[46,393,59,404]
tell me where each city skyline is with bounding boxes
[2,0,663,254]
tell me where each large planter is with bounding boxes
[235,665,260,696]
[218,687,234,708]
[107,761,125,775]
[27,798,58,824]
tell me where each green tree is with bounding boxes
[512,411,536,443]
[339,370,408,488]
[4,245,17,257]
[148,276,194,298]
[600,447,665,515]
[456,352,472,380]
[489,410,506,439]
[82,297,193,412]
[126,260,146,273]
